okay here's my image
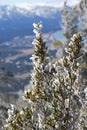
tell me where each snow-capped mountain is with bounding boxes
[0,5,62,42]
[0,5,60,18]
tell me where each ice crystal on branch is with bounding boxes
[3,22,85,130]
[34,33,83,130]
[3,21,49,130]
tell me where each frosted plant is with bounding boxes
[76,101,87,130]
[62,0,79,43]
[3,22,85,130]
[62,4,87,129]
[77,0,87,44]
[40,33,83,130]
[77,0,87,71]
[4,105,35,130]
[3,21,50,130]
[75,87,87,130]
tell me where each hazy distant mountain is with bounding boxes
[0,5,62,42]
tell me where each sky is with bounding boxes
[0,0,80,7]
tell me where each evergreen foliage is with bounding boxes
[61,0,79,42]
[3,22,87,130]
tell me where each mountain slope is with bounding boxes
[0,5,62,42]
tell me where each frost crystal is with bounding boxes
[3,22,85,130]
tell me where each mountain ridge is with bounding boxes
[0,4,62,42]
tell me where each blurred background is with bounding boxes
[0,0,87,128]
